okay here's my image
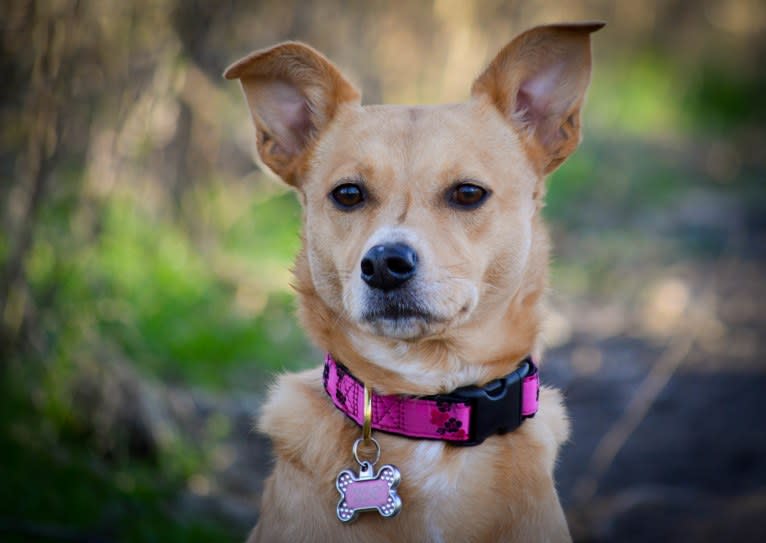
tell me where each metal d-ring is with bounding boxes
[352,437,380,467]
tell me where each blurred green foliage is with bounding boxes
[20,183,309,389]
[89,189,307,387]
[686,65,766,130]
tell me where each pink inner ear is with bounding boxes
[513,59,579,150]
[251,79,314,156]
[514,61,565,124]
[514,87,536,124]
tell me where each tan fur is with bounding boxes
[224,22,603,543]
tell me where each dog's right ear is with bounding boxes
[224,42,360,186]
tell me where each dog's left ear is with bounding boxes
[472,22,604,174]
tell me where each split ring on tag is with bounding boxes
[353,437,380,466]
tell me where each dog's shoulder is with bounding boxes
[257,366,351,473]
[258,366,324,443]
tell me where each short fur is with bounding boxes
[224,21,603,542]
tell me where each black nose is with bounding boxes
[361,243,418,291]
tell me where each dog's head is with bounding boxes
[225,23,601,363]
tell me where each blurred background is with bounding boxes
[1,0,764,541]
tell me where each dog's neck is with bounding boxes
[293,218,550,396]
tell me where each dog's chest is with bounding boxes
[399,440,514,539]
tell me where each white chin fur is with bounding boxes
[347,280,479,340]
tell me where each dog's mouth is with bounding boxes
[361,291,437,323]
[363,306,435,323]
[358,288,450,339]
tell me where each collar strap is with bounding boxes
[322,354,539,446]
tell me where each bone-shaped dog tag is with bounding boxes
[336,461,402,523]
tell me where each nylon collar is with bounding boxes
[322,354,539,446]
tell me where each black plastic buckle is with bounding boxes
[435,358,534,446]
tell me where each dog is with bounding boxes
[224,21,603,542]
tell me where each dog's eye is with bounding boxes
[450,183,488,209]
[330,183,365,209]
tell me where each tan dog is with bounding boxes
[225,21,603,543]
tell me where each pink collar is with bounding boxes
[322,354,539,446]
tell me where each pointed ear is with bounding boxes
[224,42,360,185]
[472,22,604,174]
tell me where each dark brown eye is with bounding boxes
[330,183,364,209]
[450,183,488,209]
